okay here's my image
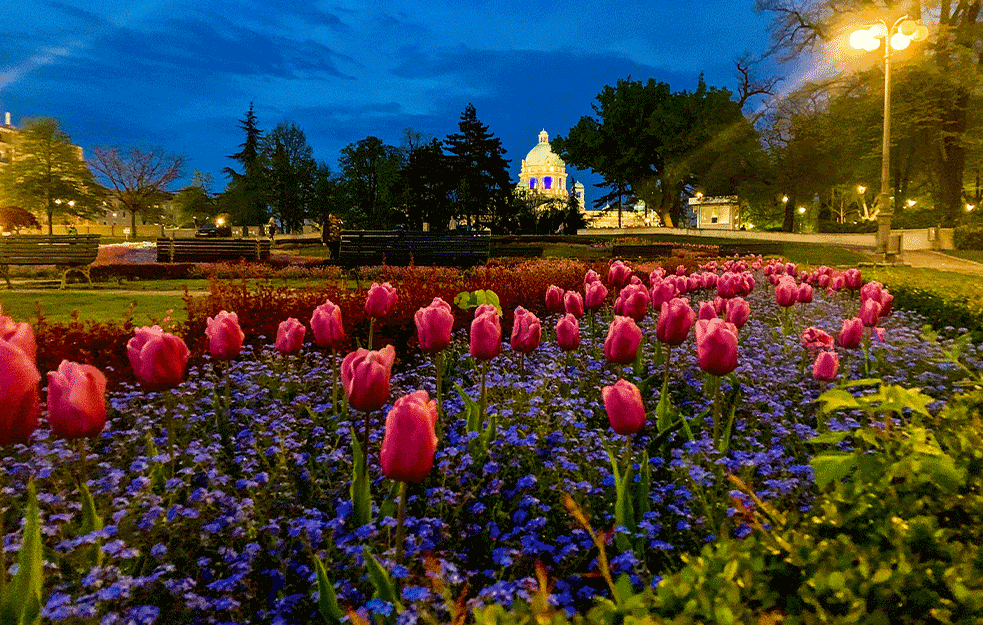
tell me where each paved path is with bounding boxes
[900,250,983,277]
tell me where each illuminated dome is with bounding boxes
[524,130,565,168]
[519,130,568,200]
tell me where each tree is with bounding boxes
[396,139,455,230]
[89,147,184,234]
[0,118,100,234]
[445,104,515,231]
[221,103,267,226]
[0,206,40,233]
[338,136,405,228]
[173,171,216,227]
[261,121,316,232]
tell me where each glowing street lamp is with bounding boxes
[850,16,928,258]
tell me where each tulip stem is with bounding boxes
[330,348,339,414]
[164,390,177,477]
[362,410,370,479]
[368,317,375,352]
[711,376,722,446]
[519,352,525,377]
[663,345,673,388]
[434,351,444,429]
[479,360,488,426]
[395,481,408,562]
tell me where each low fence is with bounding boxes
[578,226,956,252]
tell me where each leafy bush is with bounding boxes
[817,220,879,233]
[954,224,983,250]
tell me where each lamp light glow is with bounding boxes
[891,32,911,50]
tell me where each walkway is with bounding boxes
[900,250,983,277]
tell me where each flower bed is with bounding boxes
[3,259,983,624]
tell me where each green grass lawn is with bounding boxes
[0,290,188,324]
[939,249,983,263]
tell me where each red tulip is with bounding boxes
[127,326,190,391]
[555,314,580,351]
[675,264,687,276]
[607,260,633,288]
[474,304,498,318]
[797,283,814,304]
[46,360,107,440]
[564,291,585,319]
[649,267,666,283]
[725,297,750,329]
[365,282,398,318]
[878,291,894,316]
[837,317,863,349]
[584,269,601,286]
[697,301,717,321]
[843,268,862,290]
[510,306,542,354]
[470,309,502,361]
[585,281,609,311]
[276,318,306,355]
[380,390,438,483]
[311,299,346,349]
[817,274,830,289]
[800,327,834,352]
[613,283,649,321]
[650,280,676,311]
[604,316,642,364]
[859,298,882,328]
[695,318,739,376]
[774,277,798,308]
[828,275,845,292]
[206,310,244,360]
[341,345,396,413]
[812,351,839,383]
[545,285,564,314]
[414,297,454,354]
[0,341,40,446]
[656,298,696,346]
[0,314,36,363]
[602,379,646,435]
[716,273,738,299]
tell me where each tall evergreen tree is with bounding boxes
[261,121,316,232]
[221,103,267,226]
[445,104,515,231]
[397,138,455,230]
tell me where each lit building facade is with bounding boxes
[518,130,585,211]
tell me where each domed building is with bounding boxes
[518,130,585,211]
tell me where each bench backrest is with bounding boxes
[340,230,490,267]
[155,238,272,262]
[0,235,101,265]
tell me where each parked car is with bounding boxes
[195,223,233,238]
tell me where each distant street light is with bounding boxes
[851,16,928,259]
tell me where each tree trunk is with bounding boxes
[131,206,138,238]
[937,89,969,227]
[783,195,795,232]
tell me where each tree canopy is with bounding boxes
[89,146,184,234]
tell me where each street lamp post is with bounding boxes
[850,17,928,260]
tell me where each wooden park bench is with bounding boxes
[339,230,490,268]
[611,243,675,259]
[0,234,101,288]
[155,238,272,263]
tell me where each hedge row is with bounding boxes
[954,224,983,250]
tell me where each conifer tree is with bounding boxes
[222,102,267,225]
[445,104,515,231]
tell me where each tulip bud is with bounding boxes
[0,341,40,446]
[414,297,454,354]
[0,314,37,363]
[276,318,306,355]
[602,379,646,435]
[341,345,396,413]
[843,268,862,290]
[697,301,717,321]
[585,281,608,311]
[800,326,834,352]
[725,297,750,329]
[878,291,893,316]
[545,285,564,313]
[604,316,642,364]
[127,326,190,391]
[563,291,585,319]
[812,351,839,383]
[607,260,633,288]
[656,298,696,346]
[797,283,814,304]
[675,264,687,276]
[837,317,863,349]
[510,307,542,354]
[859,298,882,328]
[860,281,883,302]
[470,310,502,361]
[716,273,737,299]
[613,283,649,322]
[380,390,438,483]
[774,277,798,308]
[365,282,398,318]
[311,299,346,350]
[46,360,107,440]
[555,314,580,352]
[695,318,739,376]
[206,310,245,360]
[650,280,676,310]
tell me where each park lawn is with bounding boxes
[0,290,188,325]
[939,249,983,263]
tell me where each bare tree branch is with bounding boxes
[735,53,783,111]
[89,146,184,231]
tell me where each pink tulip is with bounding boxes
[0,314,36,363]
[716,273,737,299]
[878,291,894,316]
[474,304,498,318]
[800,327,834,352]
[837,317,863,349]
[649,267,666,283]
[613,283,649,322]
[341,345,396,413]
[414,298,454,354]
[843,268,862,290]
[365,282,398,318]
[584,269,600,286]
[695,318,739,376]
[510,307,542,354]
[380,390,438,483]
[0,341,40,447]
[311,299,346,350]
[725,297,750,330]
[545,285,564,314]
[206,310,245,360]
[817,274,830,289]
[812,351,839,383]
[607,260,633,288]
[602,379,646,435]
[555,314,580,351]
[872,327,887,342]
[828,275,845,292]
[470,309,502,361]
[697,301,717,321]
[127,326,190,391]
[604,316,642,364]
[774,277,798,308]
[46,360,107,440]
[859,298,882,328]
[656,298,696,346]
[675,264,687,276]
[860,281,883,302]
[650,280,676,310]
[564,291,585,319]
[797,283,814,304]
[585,281,609,311]
[276,318,306,355]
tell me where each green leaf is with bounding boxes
[313,554,345,624]
[614,573,634,607]
[655,374,673,433]
[78,482,104,568]
[916,454,966,491]
[817,389,862,414]
[453,291,477,310]
[454,384,480,435]
[810,452,859,489]
[349,429,372,529]
[807,431,852,445]
[614,463,635,553]
[363,548,403,614]
[717,380,742,454]
[0,481,43,625]
[378,480,401,521]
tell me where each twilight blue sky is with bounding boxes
[2,0,796,202]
